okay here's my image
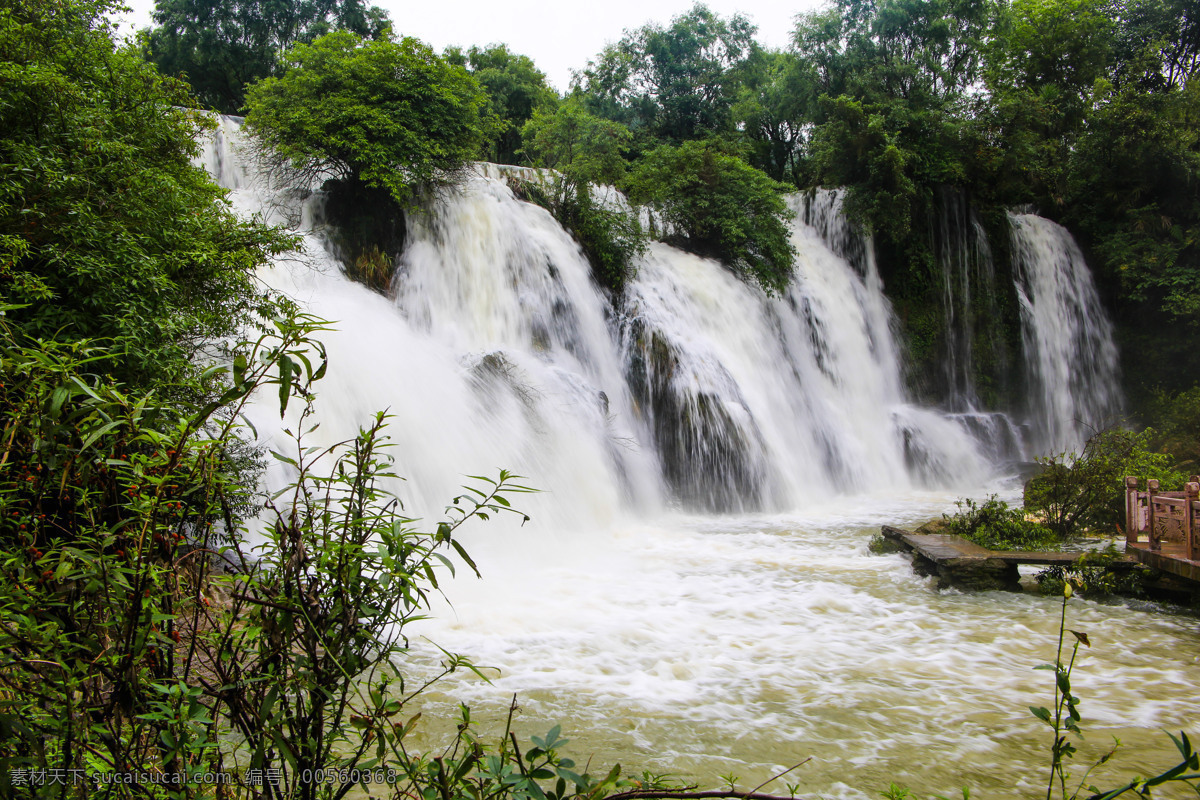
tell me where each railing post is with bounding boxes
[1187,482,1200,562]
[1148,479,1161,551]
[1125,476,1139,545]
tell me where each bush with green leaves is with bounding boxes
[510,175,646,294]
[1,0,292,393]
[624,139,796,294]
[521,98,633,190]
[0,305,576,799]
[1024,427,1184,540]
[0,308,329,792]
[244,30,491,208]
[942,495,1057,551]
[518,100,646,292]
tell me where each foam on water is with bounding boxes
[410,495,1200,799]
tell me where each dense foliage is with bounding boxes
[942,427,1184,556]
[942,495,1056,551]
[144,0,390,113]
[625,139,796,294]
[0,0,291,393]
[447,44,559,165]
[6,0,1200,795]
[1024,427,1184,539]
[574,4,757,146]
[518,99,646,292]
[779,0,1200,414]
[1149,385,1200,470]
[243,30,490,208]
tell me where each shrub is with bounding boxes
[624,139,796,294]
[1,0,292,392]
[0,309,542,797]
[511,176,646,293]
[1024,426,1184,540]
[943,495,1057,550]
[0,311,327,789]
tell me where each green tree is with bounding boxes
[981,0,1114,205]
[575,3,756,145]
[0,0,291,393]
[243,30,490,208]
[732,49,816,183]
[447,43,559,165]
[144,0,390,114]
[793,0,998,236]
[518,99,645,292]
[789,0,1021,409]
[1110,0,1199,92]
[625,139,795,294]
[1024,427,1183,540]
[522,97,633,190]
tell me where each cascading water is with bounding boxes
[197,116,994,514]
[802,189,1029,465]
[935,189,1008,412]
[196,118,659,530]
[622,190,991,511]
[190,118,1200,800]
[1010,213,1123,452]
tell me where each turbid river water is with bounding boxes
[405,495,1200,800]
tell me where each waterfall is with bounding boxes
[623,190,991,510]
[923,190,1028,464]
[934,189,1008,411]
[919,194,1122,461]
[1010,213,1123,452]
[197,118,996,518]
[184,120,1200,800]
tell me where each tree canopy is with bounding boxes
[1,0,291,390]
[521,97,633,190]
[574,3,757,145]
[243,30,491,207]
[144,0,390,113]
[625,139,796,294]
[446,43,559,165]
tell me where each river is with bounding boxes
[404,497,1200,799]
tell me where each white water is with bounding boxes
[194,118,1197,800]
[412,500,1200,799]
[1011,213,1123,452]
[623,190,990,511]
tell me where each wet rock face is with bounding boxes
[939,557,1022,592]
[624,318,766,513]
[321,177,406,295]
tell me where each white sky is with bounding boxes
[113,0,827,92]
